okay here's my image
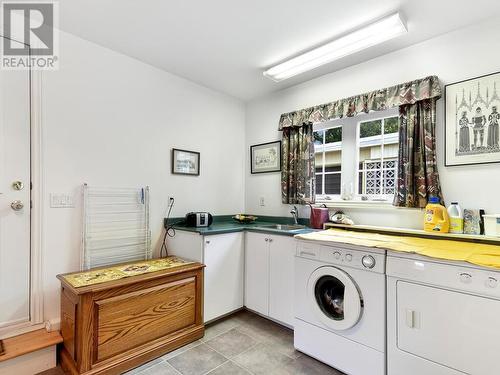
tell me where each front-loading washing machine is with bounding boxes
[294,240,386,375]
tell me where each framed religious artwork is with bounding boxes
[445,71,500,166]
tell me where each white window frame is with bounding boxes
[314,124,342,199]
[313,107,399,206]
[357,115,399,200]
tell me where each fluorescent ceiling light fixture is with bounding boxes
[264,13,407,82]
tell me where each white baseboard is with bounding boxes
[0,345,56,375]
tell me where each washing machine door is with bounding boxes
[307,266,363,331]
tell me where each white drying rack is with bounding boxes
[81,184,152,270]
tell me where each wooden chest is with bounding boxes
[57,258,204,374]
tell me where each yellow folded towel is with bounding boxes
[296,229,500,270]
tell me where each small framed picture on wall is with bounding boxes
[445,71,500,166]
[250,141,282,174]
[171,148,200,176]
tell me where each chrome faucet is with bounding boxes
[290,205,299,225]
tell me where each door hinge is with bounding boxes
[30,200,33,209]
[30,181,33,190]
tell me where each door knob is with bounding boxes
[12,181,24,190]
[11,200,24,211]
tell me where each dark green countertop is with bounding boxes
[168,215,316,236]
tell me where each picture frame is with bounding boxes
[171,148,200,176]
[445,71,500,166]
[250,141,282,174]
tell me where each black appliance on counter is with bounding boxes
[185,212,213,227]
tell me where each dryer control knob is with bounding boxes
[362,255,375,269]
[486,277,498,288]
[345,254,353,262]
[333,251,341,260]
[459,273,472,284]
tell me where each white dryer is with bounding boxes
[294,240,386,375]
[387,252,500,375]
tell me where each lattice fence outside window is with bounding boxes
[360,159,397,195]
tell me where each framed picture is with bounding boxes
[171,148,200,176]
[445,71,500,166]
[250,141,282,174]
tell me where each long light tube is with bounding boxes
[264,13,407,82]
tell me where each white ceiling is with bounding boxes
[59,0,500,101]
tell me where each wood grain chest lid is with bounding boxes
[58,256,197,289]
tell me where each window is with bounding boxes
[314,126,342,196]
[313,108,399,202]
[358,116,399,196]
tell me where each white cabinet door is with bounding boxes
[269,235,296,327]
[245,232,270,316]
[204,232,244,322]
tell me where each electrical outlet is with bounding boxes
[259,197,265,206]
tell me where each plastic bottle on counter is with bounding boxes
[447,202,464,234]
[424,196,450,233]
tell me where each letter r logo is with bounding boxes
[2,2,54,56]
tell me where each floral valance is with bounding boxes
[278,75,441,129]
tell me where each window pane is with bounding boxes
[384,117,399,134]
[359,145,376,165]
[325,173,341,195]
[325,127,342,143]
[314,152,323,170]
[314,131,324,145]
[325,165,341,172]
[315,174,323,194]
[360,120,382,138]
[324,150,341,170]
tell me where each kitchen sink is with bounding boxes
[254,224,306,231]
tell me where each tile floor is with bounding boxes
[126,310,344,375]
[39,310,344,375]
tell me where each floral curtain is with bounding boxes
[393,99,443,208]
[278,76,441,129]
[281,124,315,204]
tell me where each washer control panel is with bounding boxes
[297,241,385,273]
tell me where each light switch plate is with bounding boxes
[50,193,74,208]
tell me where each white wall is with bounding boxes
[245,17,500,228]
[41,31,245,324]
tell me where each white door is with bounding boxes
[269,235,296,327]
[203,232,244,322]
[244,232,269,315]
[0,37,32,330]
